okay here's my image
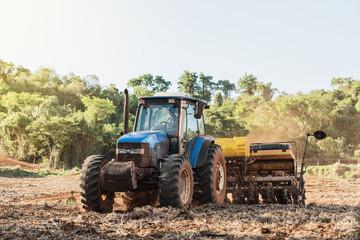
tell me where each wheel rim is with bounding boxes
[215,162,225,195]
[179,168,191,204]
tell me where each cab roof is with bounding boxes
[138,93,209,118]
[138,94,208,105]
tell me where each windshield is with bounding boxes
[135,102,179,137]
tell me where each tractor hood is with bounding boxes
[117,131,168,148]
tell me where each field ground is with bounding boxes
[0,156,359,239]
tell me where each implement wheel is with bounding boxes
[194,144,227,204]
[80,155,115,213]
[159,154,193,209]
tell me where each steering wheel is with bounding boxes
[151,121,173,131]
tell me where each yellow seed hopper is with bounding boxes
[215,136,300,204]
[215,137,248,158]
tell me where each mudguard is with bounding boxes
[188,136,215,168]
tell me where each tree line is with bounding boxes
[0,60,359,168]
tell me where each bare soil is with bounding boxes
[0,154,41,170]
[1,156,359,239]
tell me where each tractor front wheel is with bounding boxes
[80,155,115,213]
[159,154,193,209]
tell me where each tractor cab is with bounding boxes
[81,90,227,212]
[118,92,209,160]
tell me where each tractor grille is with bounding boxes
[116,142,150,167]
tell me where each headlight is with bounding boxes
[118,148,127,154]
[117,148,144,155]
[129,148,144,154]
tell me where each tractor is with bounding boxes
[80,90,226,212]
[80,90,326,212]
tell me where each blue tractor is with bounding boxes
[80,90,227,212]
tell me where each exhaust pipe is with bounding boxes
[123,89,129,134]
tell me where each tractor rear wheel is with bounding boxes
[159,154,193,209]
[80,155,115,213]
[120,190,158,210]
[194,144,227,204]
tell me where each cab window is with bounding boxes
[184,104,198,140]
[183,103,199,157]
[136,102,179,137]
[198,115,205,135]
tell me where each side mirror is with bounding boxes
[194,101,209,119]
[313,131,326,140]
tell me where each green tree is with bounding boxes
[316,136,351,157]
[0,60,15,84]
[237,73,259,95]
[177,71,200,97]
[0,112,32,160]
[205,98,248,137]
[153,75,171,92]
[128,74,171,97]
[214,92,223,107]
[100,84,124,124]
[199,73,216,102]
[1,92,46,115]
[81,96,116,127]
[58,73,88,109]
[257,82,277,101]
[217,80,236,98]
[27,117,78,168]
[331,77,354,88]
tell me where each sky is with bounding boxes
[0,0,359,95]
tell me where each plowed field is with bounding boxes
[1,156,359,239]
